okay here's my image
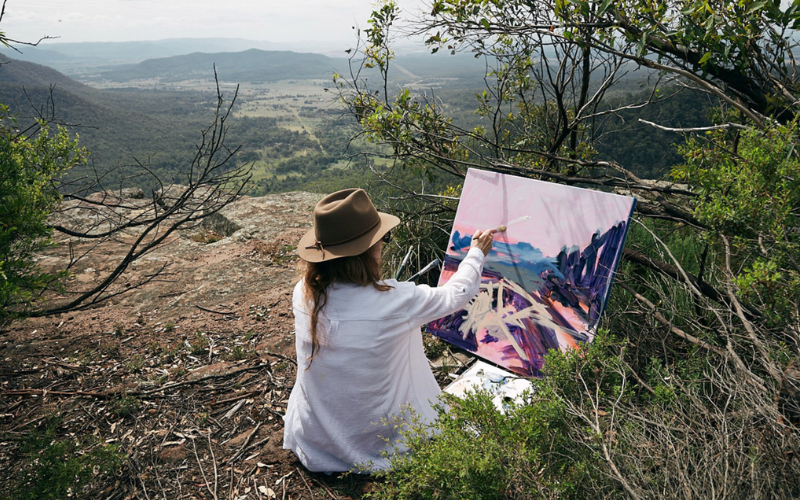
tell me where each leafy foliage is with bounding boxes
[340,0,800,498]
[0,108,86,325]
[675,121,800,328]
[4,416,124,500]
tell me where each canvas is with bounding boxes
[428,169,636,377]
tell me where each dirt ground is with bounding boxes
[0,191,405,499]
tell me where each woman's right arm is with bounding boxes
[401,229,495,326]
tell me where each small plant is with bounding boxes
[226,345,252,361]
[124,354,145,373]
[99,342,120,358]
[160,342,180,363]
[109,394,141,418]
[164,322,175,332]
[195,412,210,427]
[78,349,101,366]
[8,416,124,500]
[190,229,223,244]
[189,331,208,355]
[423,335,447,360]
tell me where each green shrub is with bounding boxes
[6,417,124,500]
[0,112,87,326]
[367,337,624,499]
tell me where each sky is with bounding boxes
[1,0,429,45]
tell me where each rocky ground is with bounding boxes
[1,191,447,499]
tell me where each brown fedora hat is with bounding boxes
[297,189,400,263]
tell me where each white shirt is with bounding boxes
[283,247,486,472]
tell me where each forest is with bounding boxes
[0,49,713,198]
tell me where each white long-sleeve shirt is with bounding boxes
[283,247,486,472]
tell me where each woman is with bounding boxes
[283,188,494,472]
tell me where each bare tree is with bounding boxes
[26,74,252,317]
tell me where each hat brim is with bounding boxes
[297,212,400,263]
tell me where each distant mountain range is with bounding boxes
[0,37,485,80]
[0,38,312,70]
[0,38,489,88]
[100,49,344,83]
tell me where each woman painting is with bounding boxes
[283,188,494,472]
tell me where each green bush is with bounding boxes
[368,336,622,499]
[0,109,87,326]
[5,417,124,500]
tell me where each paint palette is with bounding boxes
[443,361,533,414]
[427,169,636,377]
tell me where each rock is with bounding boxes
[187,362,237,381]
[158,445,188,463]
[85,187,145,203]
[201,211,241,238]
[117,187,145,199]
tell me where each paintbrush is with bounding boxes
[395,246,413,280]
[406,258,441,282]
[497,215,530,232]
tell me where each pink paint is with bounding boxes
[456,169,636,257]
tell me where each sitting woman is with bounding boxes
[283,188,494,472]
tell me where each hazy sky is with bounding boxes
[2,0,429,45]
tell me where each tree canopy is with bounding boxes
[342,0,800,498]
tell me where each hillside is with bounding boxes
[0,56,345,195]
[100,49,346,83]
[0,57,215,188]
[0,189,462,498]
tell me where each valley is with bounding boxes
[0,41,710,200]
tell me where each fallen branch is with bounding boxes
[1,389,112,399]
[139,363,270,396]
[211,390,260,407]
[43,358,90,372]
[195,304,236,316]
[262,351,297,366]
[297,468,316,499]
[620,282,766,390]
[225,421,263,465]
[223,399,247,420]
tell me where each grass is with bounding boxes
[189,332,208,355]
[226,345,253,361]
[124,354,145,373]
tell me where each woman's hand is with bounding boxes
[470,229,496,256]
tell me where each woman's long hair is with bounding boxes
[300,246,391,367]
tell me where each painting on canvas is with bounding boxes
[427,169,636,377]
